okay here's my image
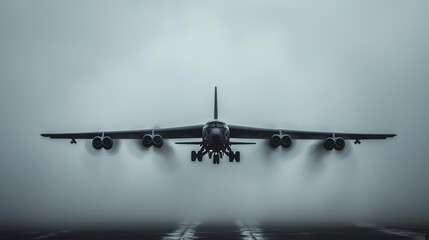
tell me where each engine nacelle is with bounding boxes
[92,136,103,150]
[281,135,292,148]
[152,134,163,148]
[142,134,153,147]
[324,137,335,151]
[335,137,345,150]
[270,134,281,148]
[102,136,113,150]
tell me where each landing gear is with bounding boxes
[191,150,204,162]
[191,151,197,161]
[234,151,240,162]
[213,154,220,164]
[191,145,206,162]
[191,146,240,164]
[225,146,240,163]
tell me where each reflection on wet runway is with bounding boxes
[1,221,428,239]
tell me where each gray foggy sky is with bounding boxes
[0,0,428,226]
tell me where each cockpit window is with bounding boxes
[206,122,226,128]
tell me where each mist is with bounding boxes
[0,0,428,227]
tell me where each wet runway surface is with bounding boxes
[1,221,428,239]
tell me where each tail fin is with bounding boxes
[214,87,218,119]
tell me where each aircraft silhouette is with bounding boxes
[41,87,396,164]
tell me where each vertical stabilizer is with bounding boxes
[214,87,218,119]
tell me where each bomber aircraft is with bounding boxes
[41,87,396,164]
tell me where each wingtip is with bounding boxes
[387,134,397,138]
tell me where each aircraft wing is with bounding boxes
[228,125,396,142]
[41,125,204,140]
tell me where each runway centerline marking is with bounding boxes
[238,220,265,240]
[163,220,197,240]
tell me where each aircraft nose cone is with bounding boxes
[209,128,223,143]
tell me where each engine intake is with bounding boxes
[142,134,153,147]
[335,137,345,150]
[324,137,335,151]
[270,134,281,148]
[102,136,113,150]
[152,134,163,148]
[92,136,103,150]
[281,135,292,148]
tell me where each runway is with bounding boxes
[1,221,427,240]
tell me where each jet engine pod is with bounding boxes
[324,137,335,151]
[270,134,281,148]
[102,136,113,150]
[142,134,153,147]
[152,134,163,148]
[92,136,103,150]
[335,137,345,151]
[281,134,292,148]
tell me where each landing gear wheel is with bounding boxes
[191,151,197,161]
[213,154,220,164]
[197,151,203,162]
[229,152,234,162]
[235,151,240,162]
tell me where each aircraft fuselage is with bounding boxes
[202,120,230,153]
